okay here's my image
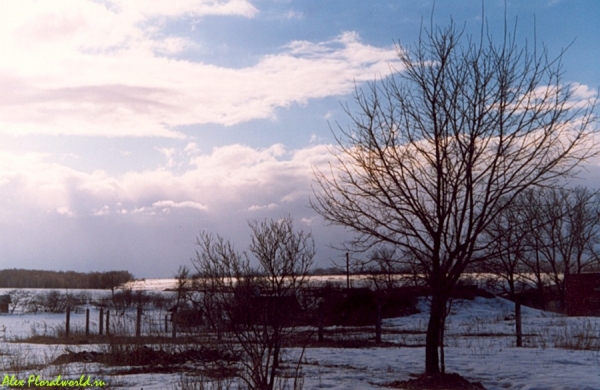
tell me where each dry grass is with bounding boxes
[552,319,600,350]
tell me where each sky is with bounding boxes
[0,0,598,278]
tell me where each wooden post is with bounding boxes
[85,308,90,337]
[164,314,169,333]
[318,300,324,342]
[136,306,142,338]
[375,302,382,343]
[99,308,104,335]
[171,310,177,339]
[65,307,70,338]
[106,310,110,336]
[516,300,523,347]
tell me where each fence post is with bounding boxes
[171,310,177,339]
[99,308,104,335]
[106,310,110,336]
[136,306,142,338]
[164,314,168,333]
[85,308,90,337]
[318,300,324,342]
[375,302,382,343]
[65,307,70,338]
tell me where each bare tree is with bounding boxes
[562,187,600,274]
[483,196,531,300]
[173,265,191,310]
[192,216,314,390]
[7,289,34,314]
[361,247,404,291]
[190,233,243,341]
[360,246,410,343]
[312,18,597,374]
[481,194,536,347]
[518,186,600,309]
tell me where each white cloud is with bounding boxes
[184,142,201,155]
[300,216,317,227]
[568,83,598,110]
[152,200,208,211]
[93,205,111,216]
[0,2,400,137]
[248,203,279,211]
[156,147,177,167]
[56,206,75,217]
[283,10,304,20]
[0,143,334,218]
[113,0,258,19]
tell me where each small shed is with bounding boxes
[0,295,11,313]
[565,273,600,316]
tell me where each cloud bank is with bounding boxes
[0,143,341,276]
[0,143,331,217]
[0,1,400,138]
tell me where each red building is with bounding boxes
[565,273,600,316]
[0,295,10,313]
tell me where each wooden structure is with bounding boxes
[565,273,600,316]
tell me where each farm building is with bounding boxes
[565,273,600,316]
[0,294,10,313]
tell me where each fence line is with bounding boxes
[62,307,188,338]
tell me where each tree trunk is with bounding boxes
[439,320,445,374]
[559,267,569,312]
[425,293,445,374]
[269,329,280,389]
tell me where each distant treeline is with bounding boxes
[0,269,134,289]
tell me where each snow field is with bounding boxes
[0,287,598,389]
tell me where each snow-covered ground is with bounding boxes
[0,286,599,389]
[298,297,600,390]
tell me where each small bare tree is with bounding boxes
[7,289,34,314]
[481,194,535,347]
[312,18,597,375]
[361,247,404,291]
[192,216,314,390]
[361,246,407,343]
[173,265,191,310]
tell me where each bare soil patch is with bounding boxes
[386,373,486,390]
[52,346,238,367]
